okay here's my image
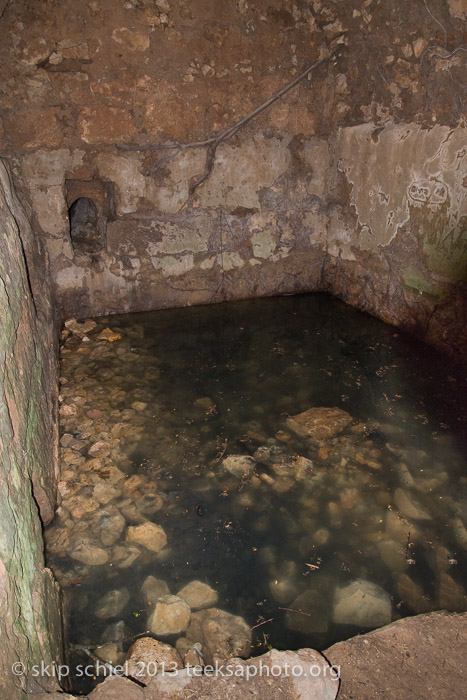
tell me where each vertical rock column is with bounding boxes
[0,159,63,698]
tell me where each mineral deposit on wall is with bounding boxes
[0,0,465,358]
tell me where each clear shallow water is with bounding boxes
[47,293,467,686]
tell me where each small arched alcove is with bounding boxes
[68,197,103,254]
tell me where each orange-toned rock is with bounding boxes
[96,327,123,342]
[145,94,203,140]
[286,407,352,440]
[78,107,137,144]
[126,637,182,685]
[112,28,150,52]
[126,522,167,553]
[5,109,63,149]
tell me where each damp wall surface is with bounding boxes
[0,160,63,698]
[0,0,465,363]
[0,3,464,696]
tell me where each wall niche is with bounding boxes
[65,179,115,256]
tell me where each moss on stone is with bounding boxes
[399,266,447,300]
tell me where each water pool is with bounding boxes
[46,293,467,690]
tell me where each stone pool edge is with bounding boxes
[27,611,467,700]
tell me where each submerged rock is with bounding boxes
[222,455,256,478]
[122,474,150,499]
[194,396,216,411]
[94,642,121,666]
[135,492,164,516]
[313,527,330,546]
[438,573,467,612]
[94,505,126,546]
[93,483,121,504]
[64,318,97,337]
[177,581,218,611]
[118,499,147,524]
[286,407,352,440]
[394,488,432,521]
[44,526,71,556]
[294,456,314,479]
[148,595,191,636]
[95,588,131,619]
[111,544,142,569]
[88,441,111,458]
[126,522,167,552]
[451,517,467,549]
[285,590,329,634]
[101,619,127,644]
[69,496,100,520]
[397,574,432,614]
[377,539,408,572]
[96,327,123,342]
[70,537,109,565]
[333,579,392,629]
[269,577,298,605]
[185,608,252,665]
[385,510,419,540]
[339,487,361,510]
[141,575,170,604]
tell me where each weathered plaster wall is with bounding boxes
[325,121,467,359]
[0,0,465,359]
[0,2,464,694]
[0,160,62,698]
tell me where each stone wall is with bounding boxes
[0,159,62,698]
[0,3,465,695]
[325,121,466,359]
[0,0,465,360]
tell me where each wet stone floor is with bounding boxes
[45,293,467,690]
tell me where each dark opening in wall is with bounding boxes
[65,178,115,258]
[68,197,103,254]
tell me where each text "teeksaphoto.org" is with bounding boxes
[12,659,341,682]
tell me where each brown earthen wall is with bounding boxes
[0,0,465,359]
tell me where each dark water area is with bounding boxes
[46,292,467,691]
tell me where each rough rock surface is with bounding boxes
[325,611,467,700]
[286,590,329,634]
[287,407,353,440]
[333,579,392,629]
[30,614,467,700]
[185,608,252,665]
[177,581,219,610]
[70,538,109,566]
[394,488,432,521]
[148,595,191,636]
[95,588,130,619]
[1,0,466,694]
[143,648,339,700]
[141,575,170,604]
[0,160,62,699]
[126,522,168,552]
[126,637,183,685]
[222,455,256,478]
[0,0,464,360]
[87,675,144,699]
